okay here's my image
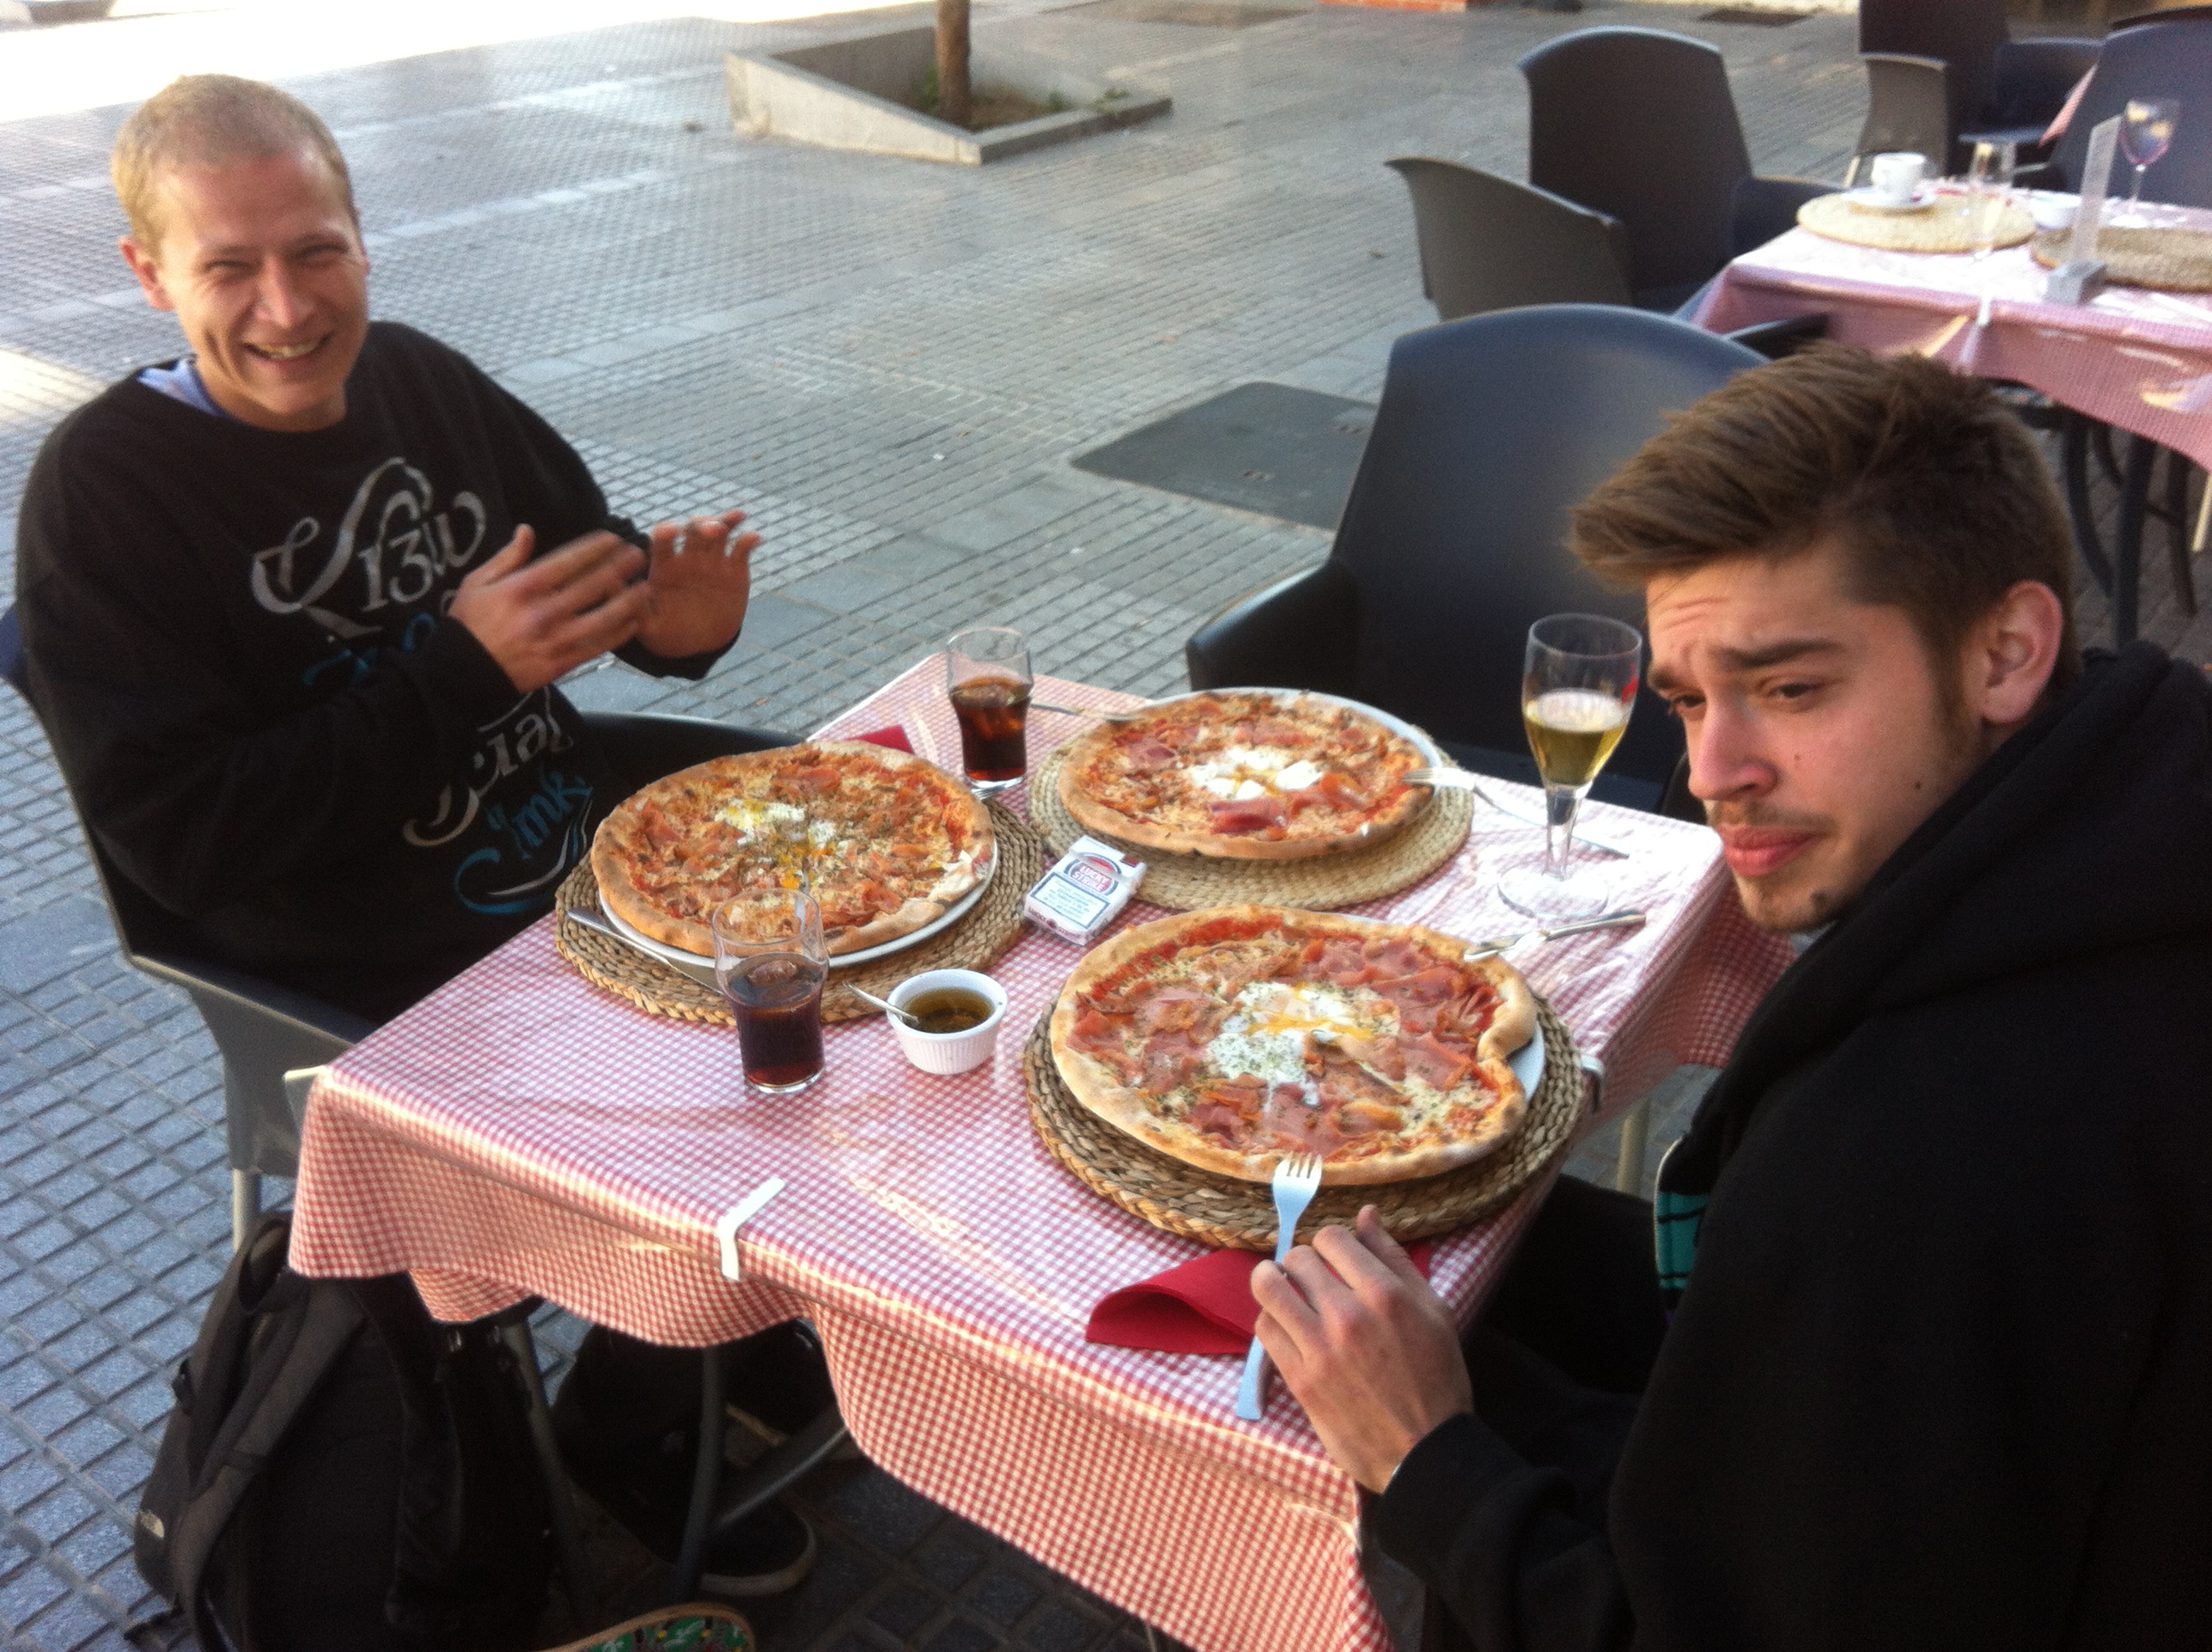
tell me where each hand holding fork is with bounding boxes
[1235,1153,1324,1421]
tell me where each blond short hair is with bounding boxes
[112,74,354,252]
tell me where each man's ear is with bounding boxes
[119,236,177,313]
[1969,579,2065,729]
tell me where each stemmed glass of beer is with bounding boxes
[1498,614,1641,920]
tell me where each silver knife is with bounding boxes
[1462,909,1646,958]
[1405,767,1632,858]
[563,905,721,988]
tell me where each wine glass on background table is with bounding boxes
[1498,614,1642,921]
[713,891,828,1095]
[2122,97,2179,216]
[946,627,1032,796]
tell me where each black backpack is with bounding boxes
[133,1213,555,1650]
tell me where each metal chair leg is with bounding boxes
[230,1169,259,1254]
[495,1314,600,1630]
[1614,1096,1651,1195]
[709,1404,851,1542]
[670,1345,725,1604]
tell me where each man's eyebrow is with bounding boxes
[1648,637,1843,692]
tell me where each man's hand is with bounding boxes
[1252,1206,1474,1492]
[633,509,758,660]
[451,525,649,693]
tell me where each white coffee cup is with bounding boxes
[887,968,1008,1075]
[1867,152,1927,205]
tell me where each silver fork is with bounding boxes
[1030,700,1150,722]
[1235,1153,1325,1422]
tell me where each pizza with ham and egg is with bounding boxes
[1049,906,1536,1185]
[1056,689,1430,860]
[591,741,992,957]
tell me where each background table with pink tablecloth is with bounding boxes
[290,659,1791,1652]
[1695,199,2212,469]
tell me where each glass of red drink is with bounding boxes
[945,626,1032,796]
[710,891,827,1094]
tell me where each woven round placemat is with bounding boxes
[1022,996,1581,1250]
[552,800,1047,1025]
[2030,224,2212,292]
[1797,191,2032,253]
[1028,745,1474,912]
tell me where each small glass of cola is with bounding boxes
[945,626,1032,796]
[711,890,828,1094]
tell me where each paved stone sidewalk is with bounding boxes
[0,2,2162,1648]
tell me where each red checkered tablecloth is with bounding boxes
[290,660,1791,1652]
[1695,197,2212,470]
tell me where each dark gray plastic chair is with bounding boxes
[1386,158,1631,322]
[0,603,789,1248]
[1859,0,2099,169]
[1185,305,1763,811]
[1847,55,1952,188]
[1517,28,1832,312]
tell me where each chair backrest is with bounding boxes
[1855,55,1953,179]
[1519,28,1752,299]
[1326,305,1763,794]
[0,603,224,964]
[1859,0,2009,127]
[1386,158,1631,322]
[2052,18,2212,207]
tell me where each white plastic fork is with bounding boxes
[1235,1153,1324,1422]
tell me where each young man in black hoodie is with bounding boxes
[1253,347,2212,1648]
[15,73,760,1024]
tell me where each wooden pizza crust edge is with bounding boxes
[1047,905,1539,1186]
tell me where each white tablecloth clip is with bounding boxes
[714,1177,786,1282]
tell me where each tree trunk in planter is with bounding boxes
[936,0,972,129]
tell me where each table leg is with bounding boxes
[670,1346,725,1603]
[2115,434,2157,648]
[2062,413,2114,596]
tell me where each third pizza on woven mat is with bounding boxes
[1056,689,1441,860]
[1050,906,1538,1186]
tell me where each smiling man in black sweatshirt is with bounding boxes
[1254,347,2212,1648]
[15,73,760,1023]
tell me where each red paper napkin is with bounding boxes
[851,724,914,753]
[1087,1241,1435,1355]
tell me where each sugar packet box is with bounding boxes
[1026,836,1146,944]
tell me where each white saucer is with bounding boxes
[1844,186,1937,214]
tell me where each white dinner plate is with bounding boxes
[1842,186,1937,214]
[1508,1019,1546,1099]
[604,846,998,980]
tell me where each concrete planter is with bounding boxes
[725,26,1171,165]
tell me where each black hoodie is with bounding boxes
[1377,644,2212,1650]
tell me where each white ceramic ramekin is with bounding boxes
[887,969,1008,1075]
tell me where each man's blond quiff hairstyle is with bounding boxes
[111,74,354,253]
